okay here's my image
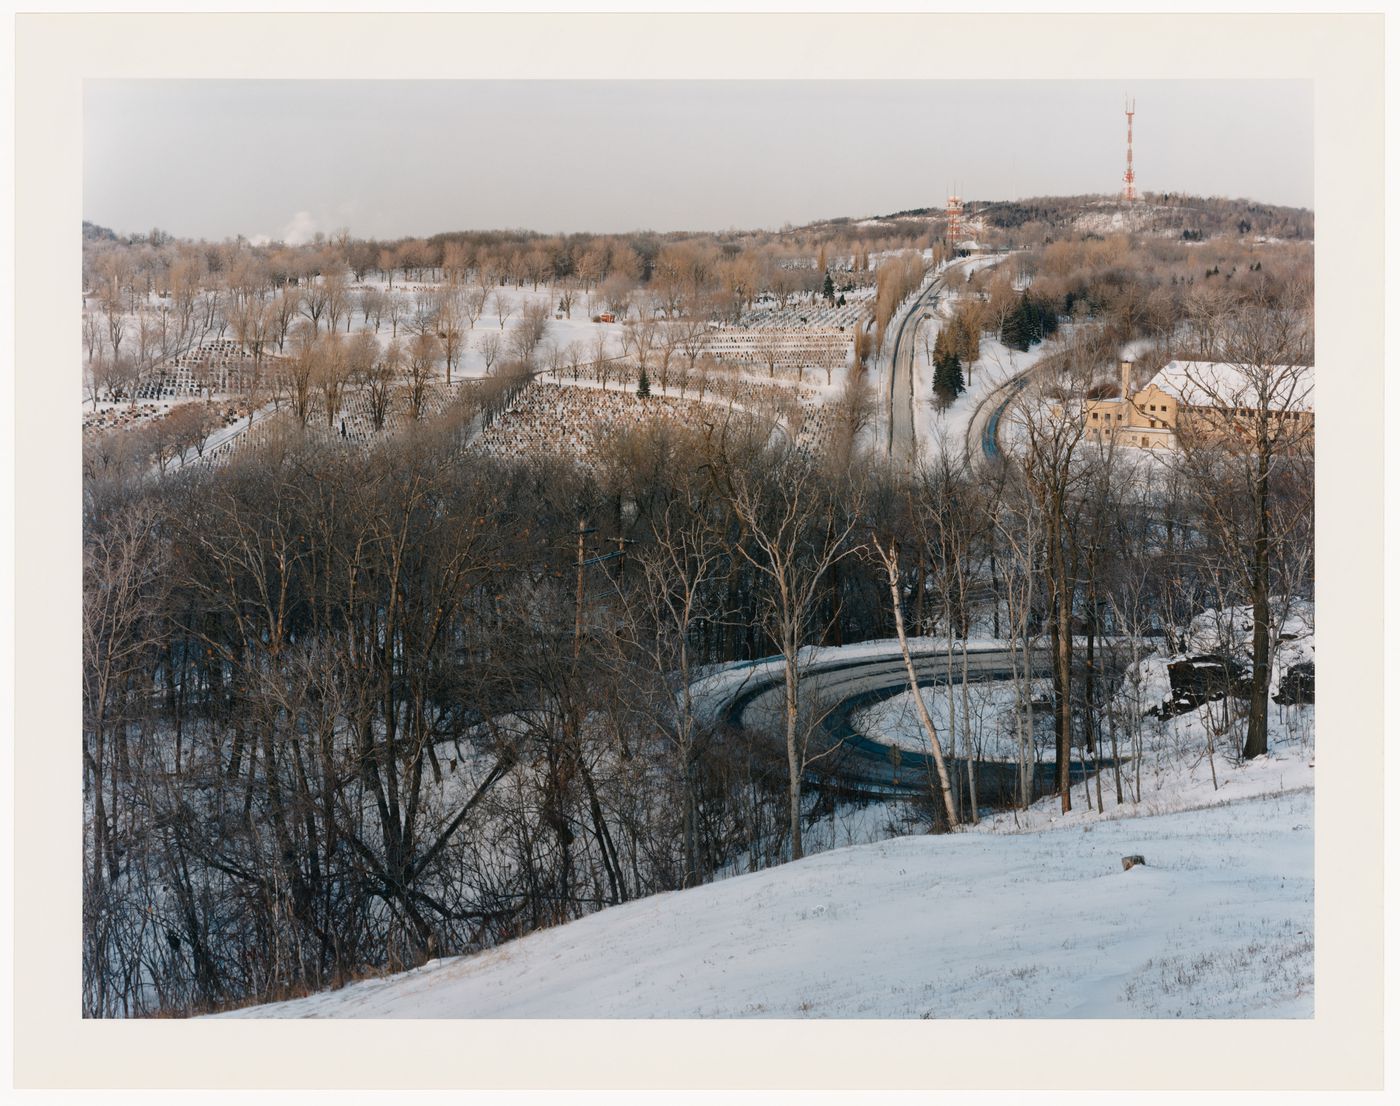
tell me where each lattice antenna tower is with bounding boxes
[1122,96,1137,202]
[945,186,964,253]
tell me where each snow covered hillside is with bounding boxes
[219,613,1316,1021]
[223,752,1313,1020]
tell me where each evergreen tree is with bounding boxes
[1001,292,1058,352]
[636,366,651,398]
[933,351,964,407]
[931,326,965,407]
[822,271,835,303]
[1001,296,1033,352]
[1031,296,1059,341]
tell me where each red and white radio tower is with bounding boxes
[1122,96,1137,202]
[945,190,964,254]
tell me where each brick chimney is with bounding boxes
[1120,358,1134,400]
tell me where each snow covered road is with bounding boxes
[719,640,1114,799]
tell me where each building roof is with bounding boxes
[1146,359,1314,413]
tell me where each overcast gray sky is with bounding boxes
[84,80,1312,242]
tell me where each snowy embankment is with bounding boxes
[222,783,1311,1019]
[221,616,1314,1020]
[917,334,1048,459]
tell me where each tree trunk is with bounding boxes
[880,542,958,828]
[784,648,803,861]
[1052,538,1074,814]
[960,641,978,823]
[1244,456,1271,758]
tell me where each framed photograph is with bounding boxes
[10,9,1387,1097]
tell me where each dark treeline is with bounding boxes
[83,400,885,1017]
[971,193,1314,242]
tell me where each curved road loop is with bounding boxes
[718,643,1113,802]
[965,372,1032,466]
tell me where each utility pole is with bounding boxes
[574,515,594,661]
[572,515,628,660]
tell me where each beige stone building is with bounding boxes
[1084,358,1314,450]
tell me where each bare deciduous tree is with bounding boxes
[477,330,501,376]
[1171,287,1314,759]
[492,289,514,331]
[404,332,442,420]
[714,440,866,860]
[870,533,959,828]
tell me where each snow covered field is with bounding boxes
[222,779,1312,1019]
[357,279,626,380]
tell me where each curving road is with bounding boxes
[884,254,1031,472]
[719,642,1113,803]
[966,373,1031,466]
[885,278,945,471]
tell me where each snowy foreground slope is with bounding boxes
[224,760,1312,1019]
